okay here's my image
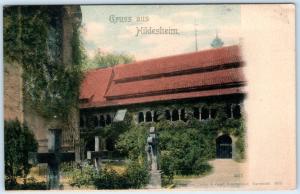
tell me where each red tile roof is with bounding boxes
[80,45,245,109]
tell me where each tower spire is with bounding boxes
[211,30,224,48]
[194,20,198,51]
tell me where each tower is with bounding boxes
[211,31,224,48]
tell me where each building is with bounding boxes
[4,5,82,154]
[79,44,246,159]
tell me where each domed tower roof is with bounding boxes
[211,32,224,48]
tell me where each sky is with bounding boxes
[81,5,241,61]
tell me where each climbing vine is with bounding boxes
[4,6,84,120]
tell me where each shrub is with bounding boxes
[124,161,149,189]
[5,177,47,190]
[61,162,96,188]
[4,119,38,186]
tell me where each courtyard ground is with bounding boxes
[174,159,248,190]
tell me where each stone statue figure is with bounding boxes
[145,126,161,188]
[146,127,158,171]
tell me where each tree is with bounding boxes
[5,119,38,186]
[85,50,135,69]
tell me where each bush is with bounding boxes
[62,160,149,189]
[61,162,96,188]
[124,161,149,189]
[93,161,149,189]
[5,119,38,186]
[5,177,47,190]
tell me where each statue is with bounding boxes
[146,127,159,171]
[145,127,161,188]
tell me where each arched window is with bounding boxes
[153,111,159,122]
[80,116,85,128]
[180,109,187,122]
[193,107,200,119]
[172,109,179,121]
[106,115,112,125]
[226,104,233,118]
[146,111,152,122]
[138,112,144,123]
[99,115,105,127]
[92,116,98,128]
[211,108,217,119]
[201,107,209,120]
[165,110,171,120]
[233,104,241,119]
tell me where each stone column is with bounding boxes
[199,107,202,121]
[151,111,154,122]
[143,111,147,122]
[170,110,173,121]
[230,104,234,118]
[208,108,211,119]
[178,109,182,121]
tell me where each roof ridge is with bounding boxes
[115,45,239,68]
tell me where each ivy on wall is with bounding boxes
[4,6,84,120]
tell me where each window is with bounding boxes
[146,111,152,122]
[180,109,187,122]
[106,115,112,125]
[153,111,159,122]
[138,112,144,123]
[165,110,171,120]
[226,104,232,118]
[233,105,241,119]
[99,115,105,127]
[193,107,200,119]
[201,107,209,120]
[172,109,179,121]
[92,116,98,128]
[211,108,217,119]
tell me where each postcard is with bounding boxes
[3,4,295,190]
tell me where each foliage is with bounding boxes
[61,162,96,188]
[62,160,149,189]
[115,103,245,185]
[4,119,38,185]
[234,121,246,161]
[123,161,149,189]
[5,177,47,190]
[84,50,135,69]
[3,6,84,120]
[116,124,148,161]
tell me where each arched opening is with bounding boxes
[153,111,159,122]
[216,134,232,159]
[193,107,200,119]
[201,107,209,120]
[138,112,144,123]
[99,115,105,127]
[146,111,152,122]
[92,116,98,128]
[172,109,179,121]
[106,115,112,125]
[211,108,217,119]
[233,105,241,119]
[180,109,187,122]
[165,110,171,120]
[226,104,232,118]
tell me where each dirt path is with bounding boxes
[175,159,247,189]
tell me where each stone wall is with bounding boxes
[4,63,23,122]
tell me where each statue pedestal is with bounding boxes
[146,170,162,189]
